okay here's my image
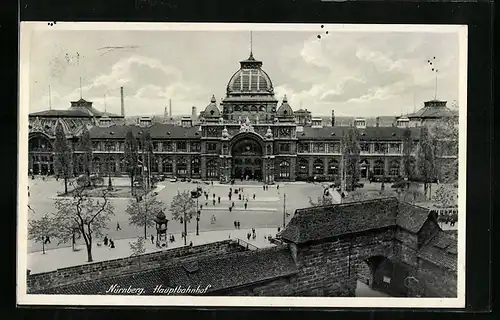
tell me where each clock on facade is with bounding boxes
[280,128,290,136]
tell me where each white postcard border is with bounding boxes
[17,22,468,308]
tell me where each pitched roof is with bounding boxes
[280,198,434,244]
[280,198,400,244]
[32,245,297,295]
[417,231,457,271]
[29,109,95,118]
[297,126,421,141]
[88,123,201,140]
[396,202,431,233]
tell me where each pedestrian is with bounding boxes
[205,202,208,207]
[277,227,281,233]
[237,221,240,229]
[253,194,255,200]
[244,202,248,210]
[252,233,256,240]
[252,228,255,234]
[27,186,30,197]
[213,199,216,206]
[229,206,232,212]
[213,193,215,199]
[238,194,242,200]
[110,240,115,249]
[229,187,232,193]
[151,234,154,244]
[200,204,203,210]
[116,222,121,231]
[44,236,51,244]
[247,232,251,240]
[232,201,235,208]
[229,194,232,201]
[211,181,213,186]
[263,185,265,191]
[234,220,237,229]
[218,196,221,203]
[189,241,193,247]
[277,185,279,190]
[104,236,108,246]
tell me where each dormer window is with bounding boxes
[210,110,215,116]
[354,118,366,129]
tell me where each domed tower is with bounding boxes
[276,95,295,122]
[202,95,221,122]
[221,51,278,122]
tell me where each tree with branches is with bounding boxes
[431,115,459,183]
[124,130,139,193]
[126,192,165,239]
[53,186,114,262]
[433,184,457,208]
[402,128,415,180]
[170,191,196,246]
[28,213,57,254]
[53,123,73,194]
[139,130,154,191]
[416,126,436,200]
[341,127,361,191]
[78,126,93,180]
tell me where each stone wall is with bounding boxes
[27,240,245,292]
[417,260,457,298]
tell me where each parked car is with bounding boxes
[332,179,364,190]
[169,177,178,182]
[180,177,186,182]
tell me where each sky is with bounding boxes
[26,24,461,117]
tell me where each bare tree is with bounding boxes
[28,213,57,254]
[53,186,114,262]
[126,192,165,239]
[170,191,196,246]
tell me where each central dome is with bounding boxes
[226,53,274,94]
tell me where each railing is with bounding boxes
[235,238,259,251]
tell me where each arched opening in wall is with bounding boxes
[29,134,54,175]
[234,105,241,112]
[231,136,263,181]
[150,156,159,173]
[191,158,200,175]
[279,160,290,179]
[251,105,258,112]
[356,255,409,297]
[298,158,309,175]
[389,160,400,177]
[177,158,187,176]
[207,159,218,179]
[163,158,173,174]
[313,159,323,175]
[328,159,339,176]
[359,159,370,179]
[373,160,385,176]
[93,157,102,175]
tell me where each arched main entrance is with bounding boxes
[357,255,409,297]
[231,137,263,181]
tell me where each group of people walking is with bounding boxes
[103,236,115,249]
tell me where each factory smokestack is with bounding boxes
[169,99,172,119]
[331,110,335,127]
[192,106,197,117]
[120,87,125,117]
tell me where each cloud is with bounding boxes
[275,32,459,116]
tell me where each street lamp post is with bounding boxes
[191,188,201,236]
[282,193,286,228]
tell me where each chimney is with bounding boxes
[192,106,197,117]
[120,87,125,117]
[331,110,335,127]
[375,117,380,127]
[169,99,172,120]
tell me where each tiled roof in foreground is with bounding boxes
[417,231,457,271]
[32,245,298,295]
[280,198,432,244]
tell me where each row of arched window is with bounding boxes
[231,105,267,112]
[296,159,402,176]
[75,156,202,176]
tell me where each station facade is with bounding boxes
[28,52,456,183]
